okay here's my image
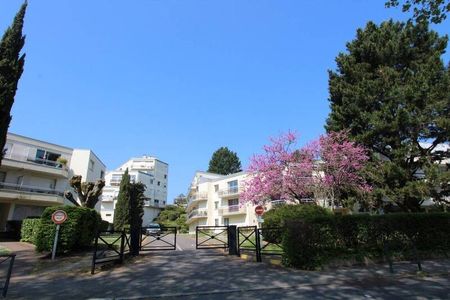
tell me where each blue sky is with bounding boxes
[1,1,449,203]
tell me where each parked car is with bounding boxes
[145,223,161,236]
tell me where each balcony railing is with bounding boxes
[189,192,208,201]
[188,209,207,219]
[218,187,242,197]
[3,152,67,170]
[0,182,64,197]
[219,205,246,215]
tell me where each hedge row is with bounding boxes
[283,213,450,270]
[20,218,41,243]
[35,206,101,253]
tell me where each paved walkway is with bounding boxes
[1,237,449,299]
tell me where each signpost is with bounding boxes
[51,210,68,260]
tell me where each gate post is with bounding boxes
[228,225,238,256]
[130,225,140,256]
[256,228,262,262]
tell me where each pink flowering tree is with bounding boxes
[314,131,371,208]
[241,131,315,205]
[241,131,371,208]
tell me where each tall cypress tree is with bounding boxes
[0,2,27,166]
[113,169,131,230]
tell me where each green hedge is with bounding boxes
[20,218,41,243]
[283,213,450,270]
[35,206,101,253]
[263,204,331,228]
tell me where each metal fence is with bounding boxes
[0,254,15,298]
[140,227,177,251]
[91,230,130,274]
[196,226,229,249]
[237,226,284,262]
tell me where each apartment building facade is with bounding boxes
[0,133,106,230]
[100,156,168,225]
[186,171,263,234]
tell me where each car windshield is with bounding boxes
[148,224,160,228]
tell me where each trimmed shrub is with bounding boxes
[263,204,331,228]
[99,220,111,232]
[35,206,101,253]
[20,218,41,243]
[283,213,450,270]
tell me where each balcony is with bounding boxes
[218,187,242,198]
[186,192,208,210]
[219,205,246,216]
[186,209,207,223]
[144,200,163,208]
[2,152,69,178]
[101,195,116,202]
[0,182,65,205]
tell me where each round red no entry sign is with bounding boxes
[255,205,264,216]
[51,210,68,225]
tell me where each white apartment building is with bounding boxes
[0,132,106,230]
[186,171,263,234]
[100,156,168,226]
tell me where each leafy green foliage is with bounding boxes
[207,147,242,175]
[283,213,450,270]
[0,2,26,166]
[20,218,41,243]
[113,169,131,230]
[155,205,188,233]
[386,0,450,24]
[35,206,100,253]
[326,20,450,212]
[129,182,145,229]
[263,204,331,228]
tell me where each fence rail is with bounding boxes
[140,227,177,251]
[237,226,284,262]
[91,230,130,274]
[196,226,229,249]
[0,254,15,298]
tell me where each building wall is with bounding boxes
[100,156,168,225]
[186,172,260,234]
[0,133,105,230]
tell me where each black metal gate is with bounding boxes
[196,226,229,249]
[237,226,284,262]
[0,254,15,297]
[91,230,130,274]
[140,226,177,251]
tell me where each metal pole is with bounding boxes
[51,224,60,260]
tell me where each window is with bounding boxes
[214,184,219,192]
[215,219,219,226]
[100,170,105,179]
[35,149,61,166]
[154,199,159,204]
[89,159,95,171]
[0,172,6,183]
[228,199,239,212]
[164,174,167,179]
[214,201,219,209]
[223,218,229,226]
[150,179,154,184]
[228,180,238,193]
[4,143,12,156]
[163,201,166,205]
[157,181,160,186]
[106,214,111,217]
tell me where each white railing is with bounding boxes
[3,151,67,170]
[189,192,208,201]
[188,209,207,219]
[218,187,242,197]
[0,182,64,197]
[219,205,246,215]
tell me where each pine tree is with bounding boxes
[326,20,450,212]
[113,169,131,230]
[0,2,27,166]
[207,147,242,175]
